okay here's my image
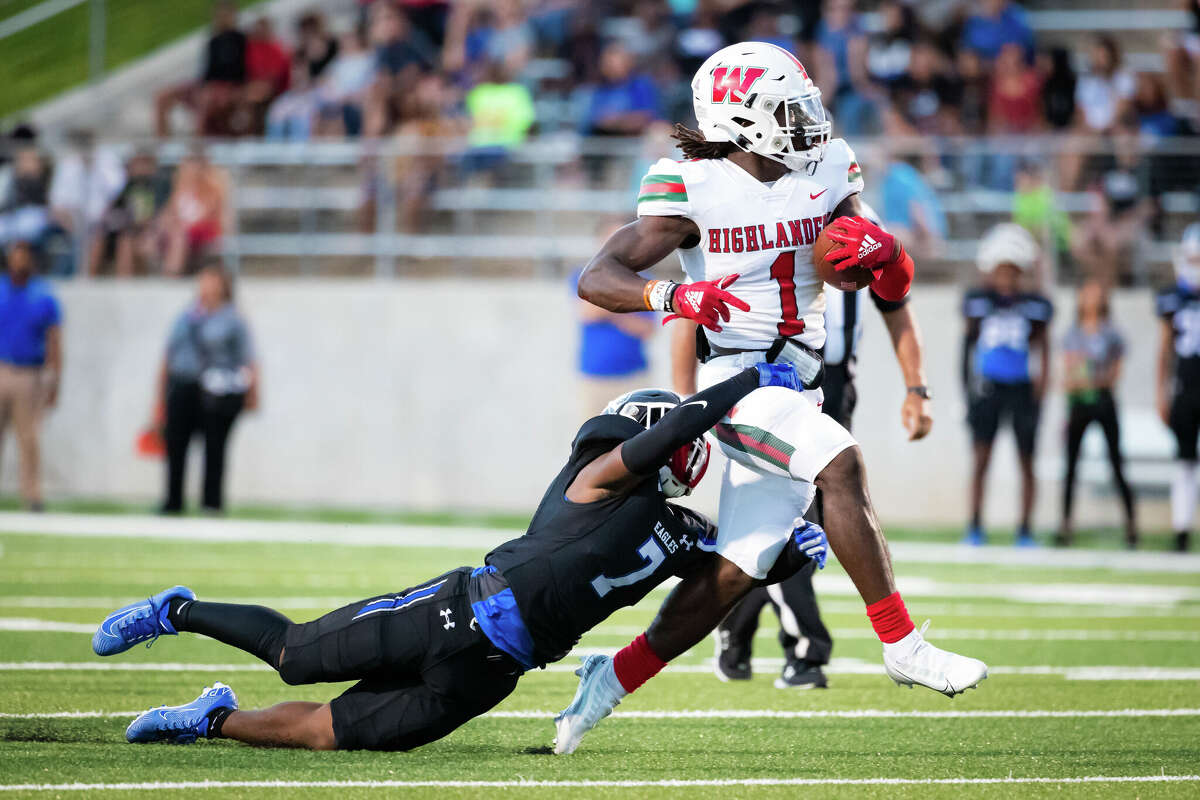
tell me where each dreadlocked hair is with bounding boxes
[671,123,738,160]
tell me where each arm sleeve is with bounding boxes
[636,158,692,219]
[621,368,760,475]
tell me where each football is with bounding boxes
[812,220,876,291]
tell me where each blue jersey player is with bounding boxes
[1156,223,1200,552]
[961,224,1053,547]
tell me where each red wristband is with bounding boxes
[865,591,915,644]
[872,242,914,302]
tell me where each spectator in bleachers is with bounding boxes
[865,1,917,91]
[960,0,1034,63]
[159,151,230,277]
[0,146,52,255]
[155,1,247,137]
[1070,131,1154,285]
[0,239,62,511]
[47,130,125,277]
[582,42,661,137]
[879,154,947,260]
[442,0,534,81]
[673,2,725,77]
[606,0,675,64]
[364,3,436,137]
[813,0,874,135]
[1163,0,1200,128]
[463,61,536,167]
[102,150,171,277]
[157,264,257,515]
[392,73,467,231]
[885,39,955,137]
[238,18,293,135]
[315,28,378,137]
[988,42,1043,135]
[943,48,989,136]
[264,13,343,141]
[295,11,340,83]
[398,0,451,49]
[1133,72,1185,138]
[1058,279,1136,548]
[1062,35,1136,189]
[1075,36,1135,135]
[1013,161,1071,267]
[1039,47,1077,131]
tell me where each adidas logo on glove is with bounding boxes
[858,233,883,260]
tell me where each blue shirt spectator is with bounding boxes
[573,271,652,377]
[961,0,1034,62]
[881,160,948,240]
[815,12,865,95]
[0,270,61,367]
[584,43,660,135]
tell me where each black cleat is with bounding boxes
[774,659,828,689]
[1176,531,1191,552]
[713,629,751,682]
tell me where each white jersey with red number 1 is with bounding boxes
[636,138,864,351]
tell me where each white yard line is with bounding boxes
[4,708,1199,721]
[2,660,1199,680]
[8,616,1199,642]
[4,511,1200,572]
[0,776,1197,791]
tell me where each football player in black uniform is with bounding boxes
[1156,223,1200,552]
[91,362,827,751]
[961,224,1054,547]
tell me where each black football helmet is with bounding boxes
[603,388,711,497]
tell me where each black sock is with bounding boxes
[206,706,234,738]
[168,599,292,668]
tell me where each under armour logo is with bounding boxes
[858,233,882,260]
[469,616,478,631]
[680,536,693,551]
[440,608,455,630]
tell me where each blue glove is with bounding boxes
[753,362,803,392]
[793,520,828,569]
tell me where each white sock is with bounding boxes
[600,657,629,700]
[1171,461,1198,533]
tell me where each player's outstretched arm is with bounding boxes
[578,216,749,330]
[565,364,802,503]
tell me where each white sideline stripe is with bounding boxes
[3,660,1200,681]
[6,708,1199,721]
[4,595,1199,619]
[1,776,1198,791]
[5,511,1200,572]
[9,616,1200,643]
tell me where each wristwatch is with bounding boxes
[907,385,932,400]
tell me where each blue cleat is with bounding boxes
[92,586,195,656]
[962,525,986,547]
[126,682,237,744]
[1015,527,1038,548]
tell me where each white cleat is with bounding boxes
[882,620,988,697]
[552,654,626,754]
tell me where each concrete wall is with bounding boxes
[2,279,1171,530]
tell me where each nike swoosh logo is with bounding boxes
[809,189,828,200]
[680,400,708,410]
[100,608,142,637]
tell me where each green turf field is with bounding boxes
[1,516,1198,798]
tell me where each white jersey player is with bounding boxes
[555,42,986,754]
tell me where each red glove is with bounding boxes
[824,216,896,274]
[664,274,751,332]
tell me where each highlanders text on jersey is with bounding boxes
[637,138,864,351]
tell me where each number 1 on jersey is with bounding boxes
[771,251,806,337]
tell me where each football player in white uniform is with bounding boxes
[555,42,987,754]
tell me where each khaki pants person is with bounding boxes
[0,363,45,505]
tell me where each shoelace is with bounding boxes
[903,620,935,666]
[117,608,161,649]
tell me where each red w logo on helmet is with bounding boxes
[711,66,766,104]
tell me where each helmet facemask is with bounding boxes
[718,89,830,170]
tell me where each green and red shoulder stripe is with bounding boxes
[638,173,687,204]
[847,161,862,183]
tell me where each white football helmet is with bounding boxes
[1175,222,1200,289]
[691,41,831,170]
[976,223,1039,274]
